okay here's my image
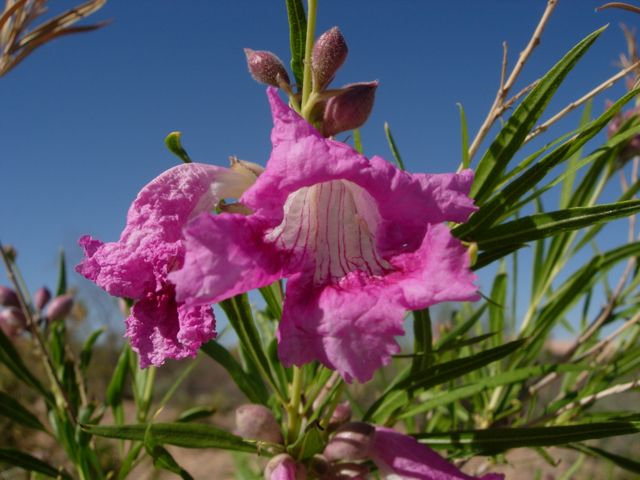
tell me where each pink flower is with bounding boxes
[371,426,504,480]
[76,160,262,367]
[171,88,479,382]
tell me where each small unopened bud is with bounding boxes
[46,294,74,322]
[328,402,351,431]
[312,27,348,91]
[244,49,290,87]
[322,82,378,137]
[264,454,306,480]
[34,287,51,310]
[323,422,375,462]
[0,286,19,308]
[2,245,17,262]
[0,307,26,337]
[235,404,282,444]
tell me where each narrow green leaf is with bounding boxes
[434,305,487,350]
[177,406,216,423]
[573,175,640,253]
[145,426,194,480]
[83,422,258,452]
[384,122,405,170]
[561,100,592,208]
[165,131,192,164]
[220,294,284,402]
[474,244,523,270]
[0,391,46,431]
[291,423,324,460]
[471,26,606,203]
[397,364,586,419]
[457,103,470,168]
[363,365,411,421]
[524,241,640,353]
[55,249,67,296]
[415,421,640,454]
[0,327,52,402]
[488,270,507,346]
[154,357,201,418]
[0,448,71,479]
[396,339,526,392]
[106,345,130,408]
[285,0,306,88]
[411,309,433,374]
[460,87,639,238]
[570,443,640,474]
[200,340,268,404]
[434,332,496,353]
[80,327,104,373]
[473,200,640,250]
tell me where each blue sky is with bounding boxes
[1,0,637,333]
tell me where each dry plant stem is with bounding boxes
[555,379,640,416]
[0,240,77,423]
[526,59,640,143]
[574,310,640,362]
[527,379,640,426]
[467,0,557,161]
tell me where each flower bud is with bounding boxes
[312,27,348,91]
[0,286,19,308]
[264,454,306,480]
[328,401,351,431]
[235,404,283,444]
[2,245,17,262]
[0,307,26,337]
[323,422,375,462]
[322,82,378,137]
[46,294,74,322]
[34,287,51,310]
[244,49,290,87]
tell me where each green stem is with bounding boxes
[287,366,304,441]
[301,0,318,112]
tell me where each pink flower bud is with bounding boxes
[34,287,51,310]
[329,401,352,428]
[264,454,306,480]
[312,27,348,90]
[46,294,74,322]
[322,81,378,137]
[235,404,283,444]
[244,49,290,87]
[0,307,26,337]
[0,286,19,308]
[323,422,375,462]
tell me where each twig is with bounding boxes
[468,0,558,160]
[555,379,640,415]
[526,59,640,142]
[574,310,640,362]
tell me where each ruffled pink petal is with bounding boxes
[390,224,480,309]
[277,273,404,383]
[126,286,215,368]
[76,163,227,298]
[171,213,284,305]
[372,427,504,480]
[241,89,477,257]
[77,163,227,366]
[77,235,153,299]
